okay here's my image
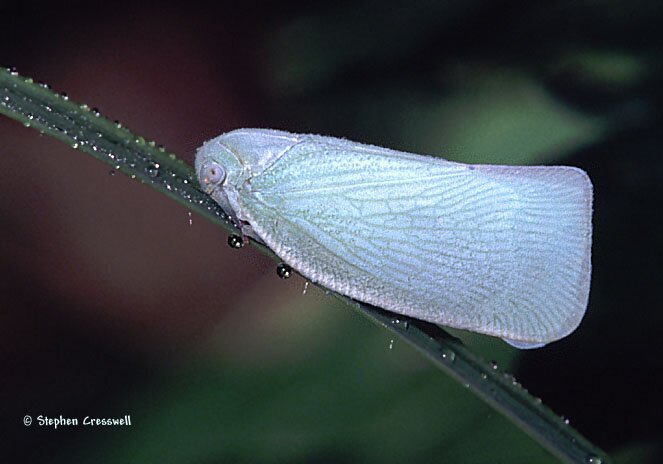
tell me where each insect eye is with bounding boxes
[203,162,226,185]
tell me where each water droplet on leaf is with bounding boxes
[276,263,292,279]
[227,234,244,249]
[147,163,160,178]
[441,348,456,362]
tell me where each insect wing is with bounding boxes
[238,139,592,345]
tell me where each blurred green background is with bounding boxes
[1,1,661,462]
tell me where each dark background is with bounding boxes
[1,2,661,462]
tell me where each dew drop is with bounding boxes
[586,456,602,464]
[109,170,116,176]
[388,339,394,350]
[227,234,244,249]
[441,348,456,362]
[147,163,160,178]
[302,281,309,296]
[80,104,89,111]
[480,372,488,380]
[561,416,570,425]
[188,211,193,226]
[71,142,79,149]
[276,263,292,279]
[490,361,499,370]
[61,92,69,100]
[391,318,409,330]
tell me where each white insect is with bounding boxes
[196,129,592,349]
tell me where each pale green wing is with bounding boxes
[238,139,592,344]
